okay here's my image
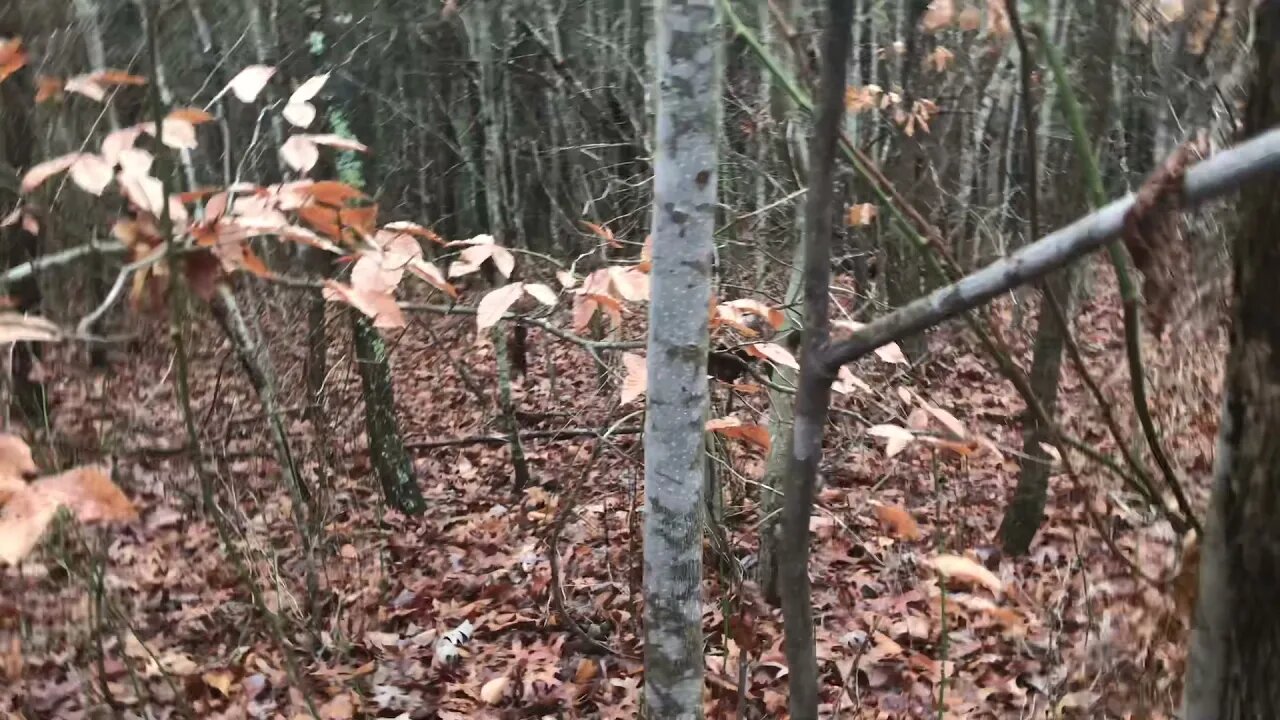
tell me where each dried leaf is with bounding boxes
[845,203,878,226]
[957,5,982,31]
[289,73,330,104]
[0,487,60,564]
[69,154,113,195]
[524,283,558,306]
[405,259,457,298]
[168,107,215,125]
[580,220,619,247]
[64,75,106,102]
[34,75,62,103]
[280,135,319,173]
[33,466,137,523]
[922,0,955,31]
[322,280,405,328]
[87,70,147,86]
[0,314,61,344]
[0,38,27,84]
[282,102,316,128]
[20,154,80,193]
[867,424,914,458]
[722,298,784,329]
[226,65,276,102]
[476,283,526,332]
[0,435,37,481]
[874,504,922,540]
[931,554,1003,594]
[706,417,772,452]
[479,675,509,705]
[620,353,646,405]
[303,133,369,153]
[923,404,967,439]
[745,342,799,370]
[101,127,142,167]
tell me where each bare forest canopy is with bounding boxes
[0,1,1271,719]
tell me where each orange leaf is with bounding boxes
[88,70,147,86]
[581,220,620,248]
[931,554,1003,594]
[706,417,772,452]
[744,342,798,370]
[722,298,784,329]
[874,504,922,540]
[620,352,646,405]
[845,203,878,227]
[33,466,137,523]
[34,75,62,103]
[168,107,215,125]
[0,39,27,84]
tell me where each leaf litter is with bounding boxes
[0,256,1219,718]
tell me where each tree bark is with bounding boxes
[642,1,721,716]
[1183,2,1280,715]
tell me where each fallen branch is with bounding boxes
[406,425,642,451]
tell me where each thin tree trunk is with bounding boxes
[1183,2,1280,715]
[779,1,852,717]
[642,1,721,716]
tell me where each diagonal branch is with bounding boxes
[820,125,1280,371]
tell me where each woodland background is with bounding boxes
[0,0,1253,718]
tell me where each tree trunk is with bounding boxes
[1183,2,1280,715]
[642,1,721,716]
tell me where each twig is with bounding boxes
[406,425,642,450]
[546,413,642,659]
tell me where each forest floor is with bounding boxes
[1,256,1225,719]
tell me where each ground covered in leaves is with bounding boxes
[1,257,1222,719]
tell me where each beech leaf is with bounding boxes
[226,65,276,102]
[475,283,525,332]
[620,352,647,405]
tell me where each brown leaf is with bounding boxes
[0,487,60,564]
[479,675,510,705]
[921,0,955,31]
[745,342,798,370]
[874,504,922,540]
[706,417,772,452]
[931,553,1004,594]
[620,352,647,405]
[845,202,878,226]
[34,75,62,103]
[33,466,137,523]
[0,38,27,84]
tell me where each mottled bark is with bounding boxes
[642,1,721,716]
[1184,2,1280,715]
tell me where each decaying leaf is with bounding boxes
[867,424,914,458]
[706,416,771,451]
[620,352,646,405]
[745,342,799,370]
[874,504,922,540]
[931,553,1004,595]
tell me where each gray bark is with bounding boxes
[642,0,722,716]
